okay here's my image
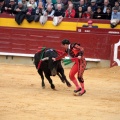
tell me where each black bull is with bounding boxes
[34,48,71,89]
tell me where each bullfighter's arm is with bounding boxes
[55,52,68,61]
[78,47,84,56]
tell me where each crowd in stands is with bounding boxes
[0,0,120,27]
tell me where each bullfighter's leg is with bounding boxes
[38,69,45,88]
[78,77,86,96]
[77,59,86,95]
[69,63,81,93]
[44,73,55,89]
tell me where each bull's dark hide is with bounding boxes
[34,48,71,89]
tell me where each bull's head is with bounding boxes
[44,49,58,76]
[48,57,58,76]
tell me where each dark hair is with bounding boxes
[97,6,102,9]
[113,7,118,10]
[61,39,70,45]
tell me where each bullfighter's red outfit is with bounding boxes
[56,43,86,95]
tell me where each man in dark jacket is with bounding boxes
[25,4,35,23]
[101,0,111,13]
[93,6,104,19]
[14,1,27,25]
[75,0,87,13]
[90,0,98,12]
[4,0,16,15]
[53,3,65,26]
[0,0,5,14]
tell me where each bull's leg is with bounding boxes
[57,72,65,83]
[58,68,71,87]
[38,69,45,88]
[44,73,55,89]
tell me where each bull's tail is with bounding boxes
[34,47,46,69]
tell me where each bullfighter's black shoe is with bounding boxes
[74,88,81,93]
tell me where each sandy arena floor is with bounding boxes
[0,63,120,120]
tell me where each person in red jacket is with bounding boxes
[53,39,86,96]
[65,3,76,18]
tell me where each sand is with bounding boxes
[0,63,120,120]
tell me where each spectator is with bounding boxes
[96,0,104,6]
[4,0,18,6]
[67,0,72,4]
[111,6,120,19]
[39,4,54,25]
[90,0,97,12]
[53,3,64,25]
[0,0,5,14]
[118,0,120,5]
[25,4,35,23]
[27,0,37,9]
[34,1,44,22]
[87,20,93,27]
[75,0,87,13]
[103,7,112,20]
[34,2,44,22]
[61,0,68,6]
[85,0,104,6]
[82,20,98,28]
[84,0,91,6]
[109,0,116,7]
[4,0,16,15]
[45,0,53,9]
[22,0,27,7]
[38,0,46,9]
[14,1,27,25]
[54,0,64,10]
[82,6,93,19]
[14,1,27,13]
[63,0,72,11]
[72,0,79,2]
[112,1,120,12]
[102,0,111,13]
[93,6,104,19]
[65,3,75,18]
[75,6,83,18]
[41,0,46,9]
[45,3,54,17]
[52,0,56,5]
[110,7,120,28]
[36,1,44,15]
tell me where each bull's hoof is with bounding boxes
[61,79,65,83]
[51,84,55,89]
[53,88,57,91]
[66,82,72,87]
[42,83,45,89]
[42,86,45,89]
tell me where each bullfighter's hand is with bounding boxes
[78,56,81,59]
[52,58,56,61]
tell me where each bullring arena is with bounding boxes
[0,63,120,120]
[0,13,120,120]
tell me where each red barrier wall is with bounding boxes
[1,13,120,61]
[0,26,120,60]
